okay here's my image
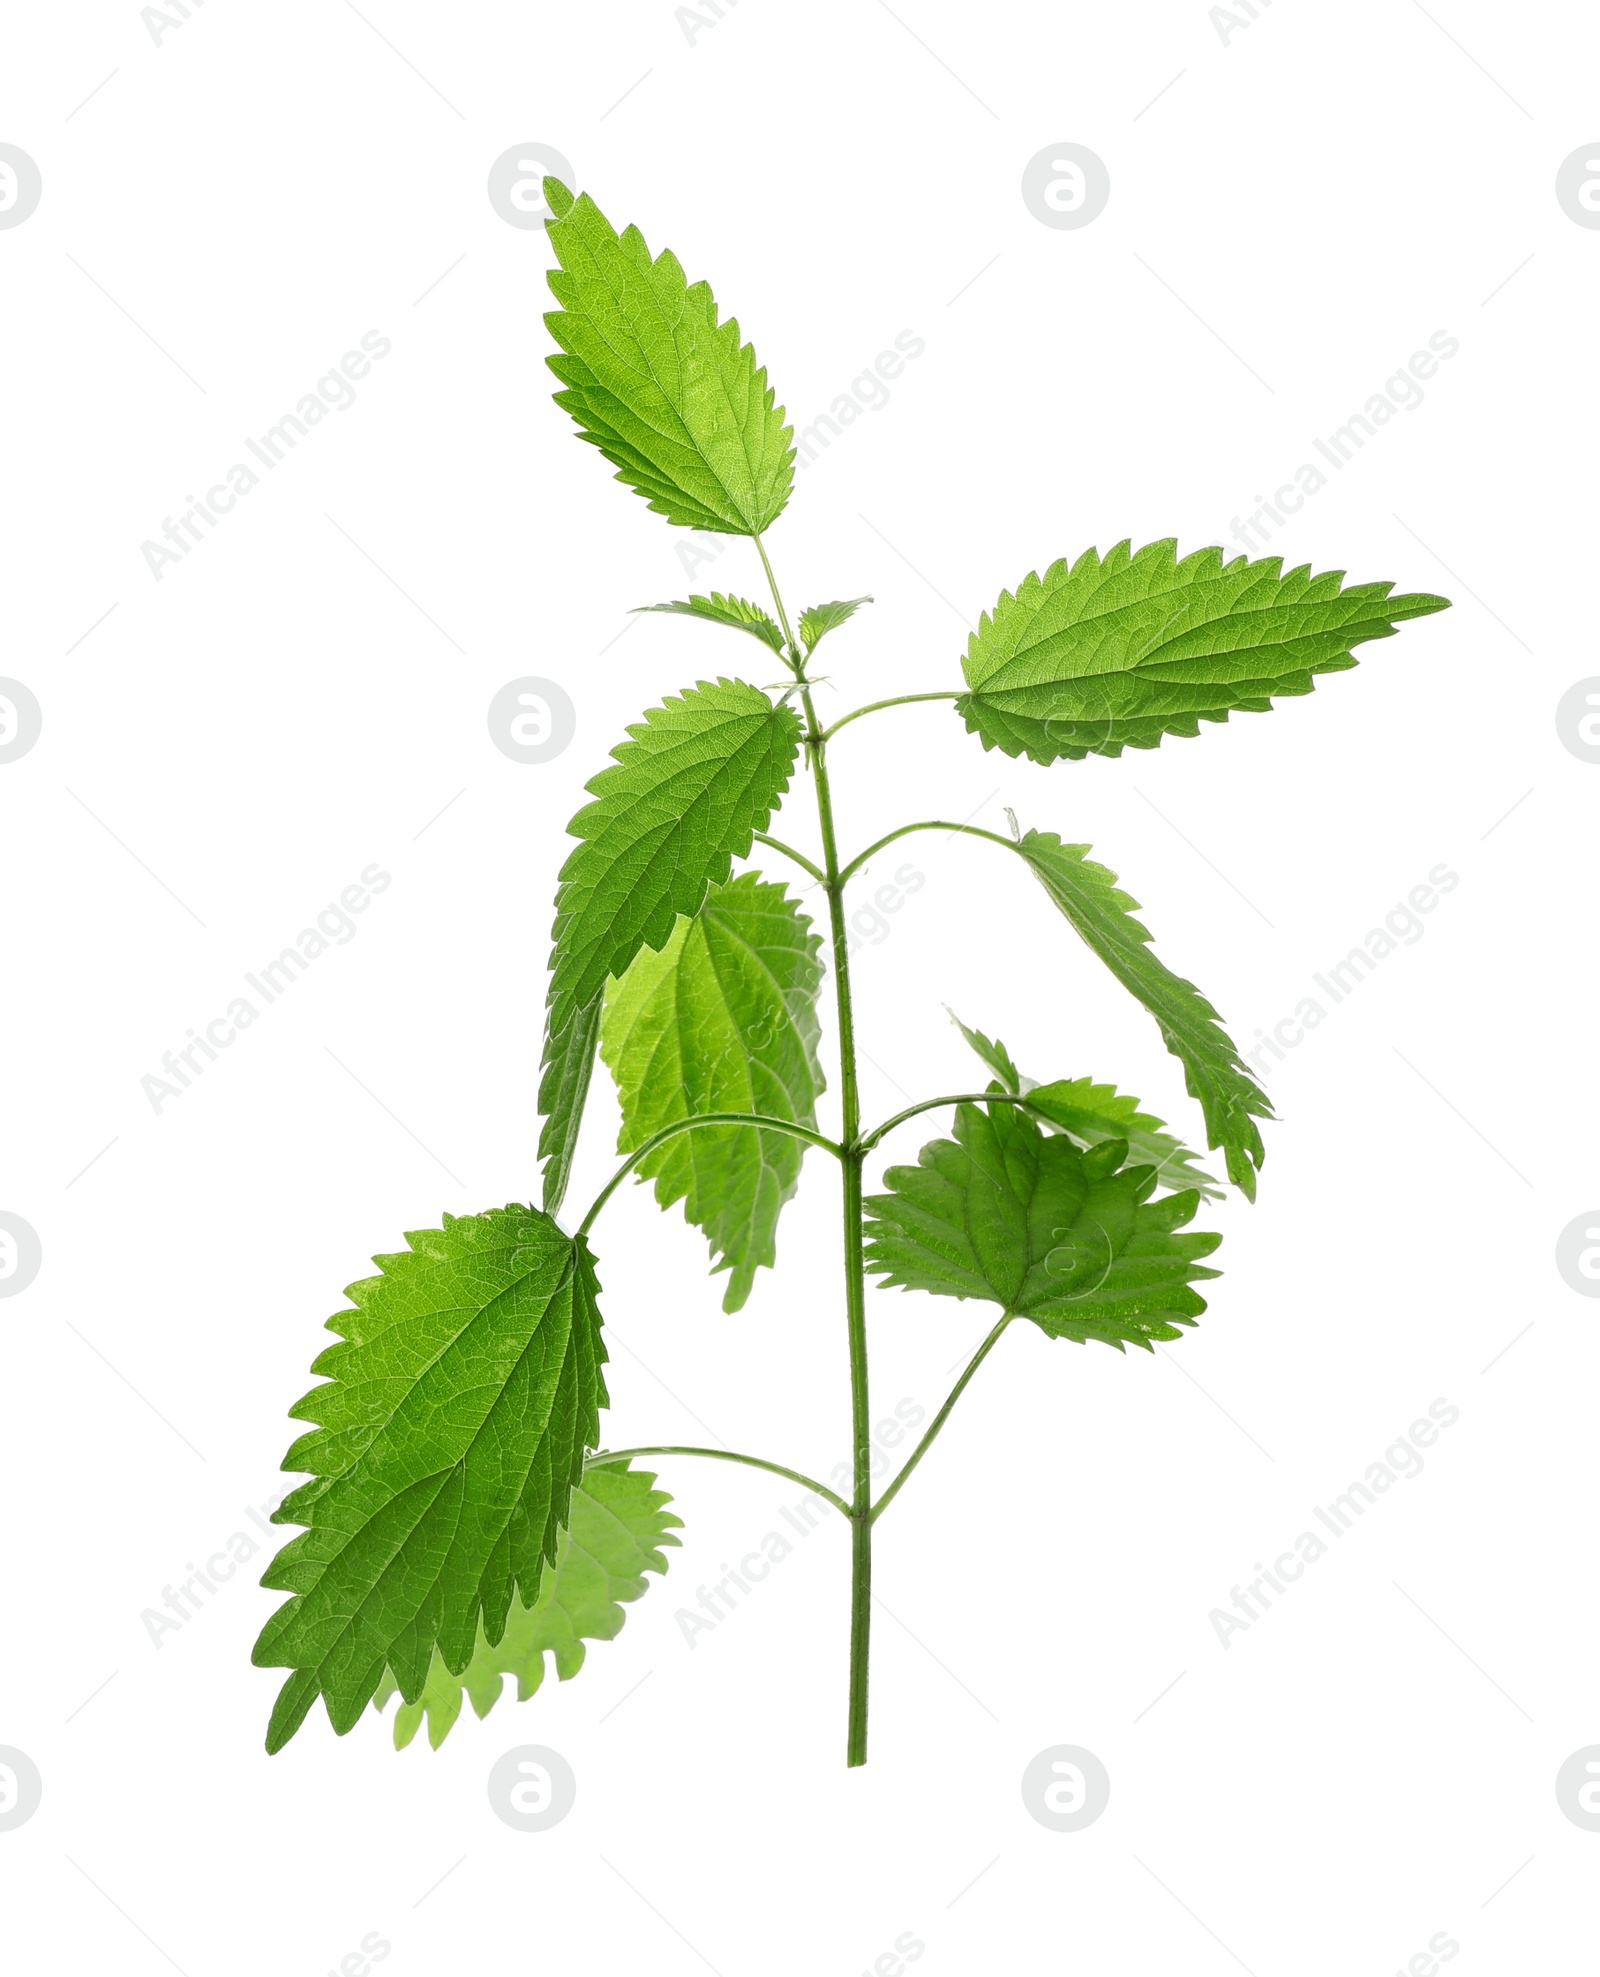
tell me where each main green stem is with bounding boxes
[756,534,874,1768]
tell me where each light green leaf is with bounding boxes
[252,1206,606,1752]
[799,596,872,652]
[543,179,794,535]
[958,540,1451,763]
[601,872,825,1311]
[539,678,801,1202]
[864,1101,1220,1351]
[1009,829,1271,1198]
[946,1010,1221,1200]
[633,593,787,657]
[374,1459,680,1749]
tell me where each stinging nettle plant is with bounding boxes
[252,178,1450,1765]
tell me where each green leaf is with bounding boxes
[864,1101,1221,1351]
[634,593,787,657]
[957,540,1451,763]
[946,1009,1022,1092]
[601,872,825,1311]
[1024,1076,1222,1202]
[947,1010,1221,1201]
[1008,829,1271,1198]
[538,998,601,1217]
[539,678,801,1202]
[252,1205,607,1752]
[543,179,794,535]
[374,1459,680,1749]
[798,596,872,652]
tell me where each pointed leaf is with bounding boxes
[539,678,801,1200]
[864,1101,1221,1351]
[538,998,601,1216]
[958,540,1450,763]
[798,596,872,652]
[374,1459,680,1749]
[252,1206,607,1750]
[543,179,794,534]
[947,1011,1220,1200]
[601,872,825,1311]
[634,593,786,657]
[1009,829,1271,1198]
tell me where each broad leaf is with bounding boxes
[544,179,794,535]
[947,1010,1220,1201]
[253,1206,606,1752]
[373,1459,680,1749]
[601,872,825,1311]
[958,540,1450,763]
[634,593,787,657]
[864,1101,1220,1350]
[1009,829,1271,1198]
[539,678,801,1201]
[799,596,872,652]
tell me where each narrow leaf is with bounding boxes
[374,1459,680,1749]
[864,1101,1220,1351]
[798,596,872,652]
[1008,830,1271,1197]
[958,540,1450,763]
[633,593,787,657]
[543,179,794,534]
[252,1206,606,1750]
[601,873,825,1311]
[539,678,801,1200]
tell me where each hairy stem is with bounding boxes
[752,831,828,887]
[870,1313,1013,1524]
[589,1445,852,1519]
[576,1112,842,1239]
[821,691,960,742]
[756,531,874,1768]
[860,1089,1038,1153]
[837,818,1013,889]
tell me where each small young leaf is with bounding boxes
[798,596,872,652]
[601,872,825,1311]
[539,678,802,1201]
[947,1011,1220,1200]
[252,1206,606,1750]
[864,1101,1220,1350]
[373,1460,680,1749]
[1008,829,1271,1198]
[957,541,1450,763]
[634,593,787,657]
[543,180,794,535]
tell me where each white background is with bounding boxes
[2,1,1595,1971]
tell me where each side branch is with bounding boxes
[590,1445,853,1520]
[858,1089,1038,1153]
[837,819,1013,889]
[752,831,828,887]
[577,1112,843,1237]
[870,1313,1013,1524]
[821,692,960,742]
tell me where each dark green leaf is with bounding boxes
[543,180,794,535]
[601,873,825,1310]
[864,1101,1220,1350]
[1009,829,1271,1198]
[374,1459,680,1749]
[539,678,802,1203]
[538,998,601,1217]
[958,540,1450,763]
[798,596,872,652]
[253,1206,606,1750]
[634,593,787,657]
